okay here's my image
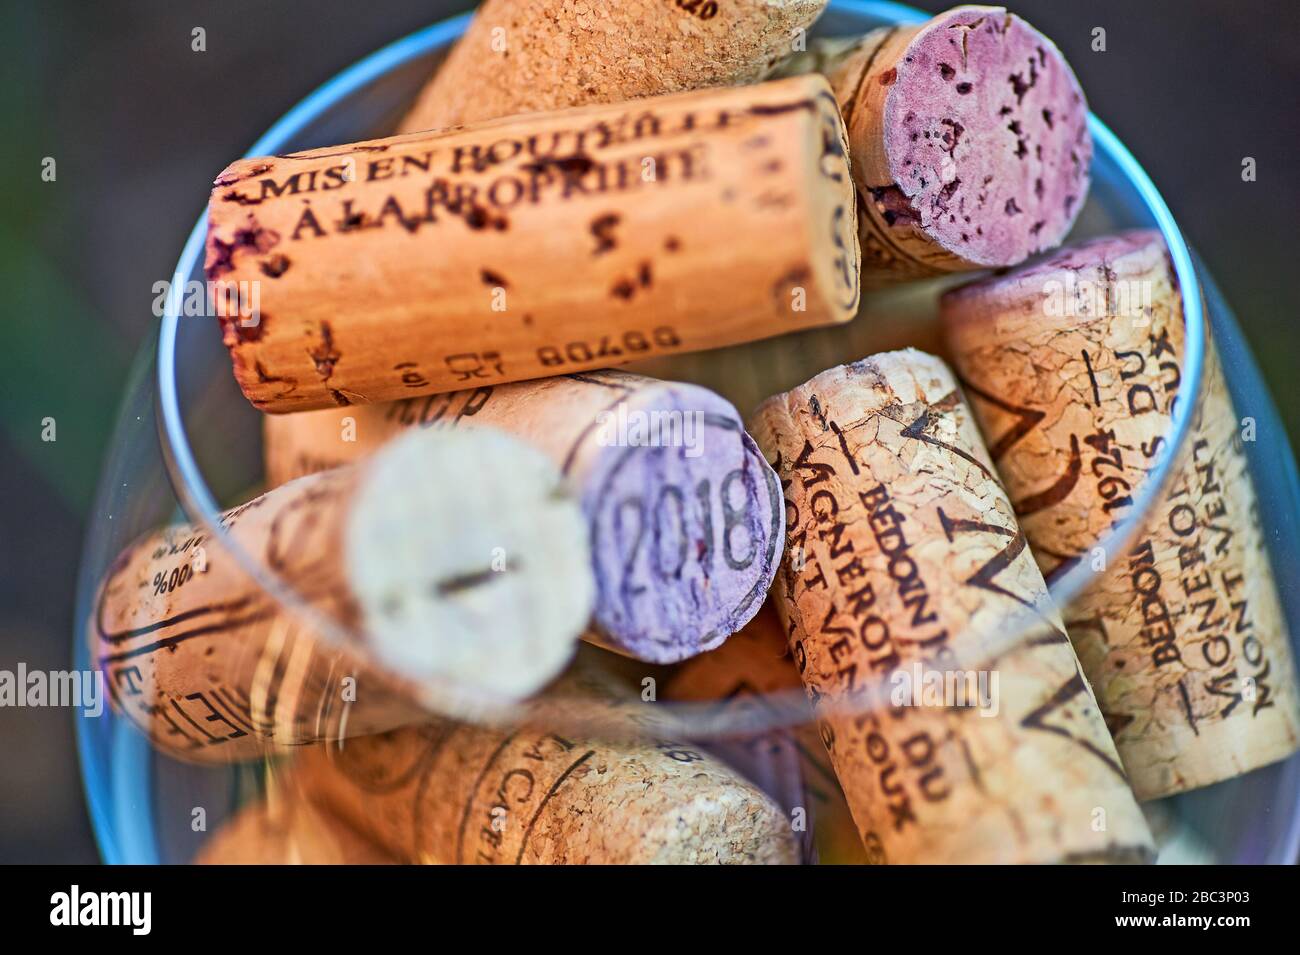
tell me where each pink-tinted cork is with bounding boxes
[882,7,1090,267]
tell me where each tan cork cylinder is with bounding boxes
[399,0,829,133]
[296,665,801,864]
[627,270,951,416]
[196,787,395,864]
[773,7,1091,287]
[263,369,783,663]
[941,230,1300,799]
[664,601,869,864]
[207,74,860,413]
[749,349,1153,863]
[90,428,593,762]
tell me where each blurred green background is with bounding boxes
[0,0,1296,861]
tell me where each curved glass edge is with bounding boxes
[841,0,924,24]
[157,11,471,515]
[158,11,471,517]
[153,1,1206,730]
[154,15,495,715]
[1191,251,1300,863]
[74,336,162,865]
[1045,115,1206,612]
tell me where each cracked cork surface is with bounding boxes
[942,230,1300,800]
[778,6,1089,285]
[264,370,783,664]
[747,348,1152,862]
[296,663,801,864]
[399,0,830,132]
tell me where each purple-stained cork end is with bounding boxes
[583,382,784,664]
[883,6,1091,267]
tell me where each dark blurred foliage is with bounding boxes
[0,0,1295,862]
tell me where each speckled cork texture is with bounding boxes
[777,6,1090,284]
[89,428,592,762]
[748,349,1153,863]
[207,75,859,412]
[664,600,868,864]
[297,664,801,864]
[400,0,830,132]
[196,788,395,864]
[264,370,783,664]
[942,230,1300,799]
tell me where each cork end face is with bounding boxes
[808,80,863,321]
[939,227,1168,329]
[205,158,287,283]
[639,773,801,865]
[843,346,956,398]
[1129,718,1300,801]
[345,427,594,703]
[204,206,284,406]
[763,346,957,419]
[882,6,1091,267]
[582,381,783,663]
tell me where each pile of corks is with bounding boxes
[93,3,1299,865]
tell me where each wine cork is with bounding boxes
[207,74,860,413]
[749,349,1153,863]
[664,601,869,864]
[398,0,829,133]
[775,7,1090,285]
[627,269,950,415]
[941,230,1300,799]
[196,788,395,864]
[264,370,782,664]
[90,427,593,762]
[296,665,801,864]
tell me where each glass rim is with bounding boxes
[152,0,1208,737]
